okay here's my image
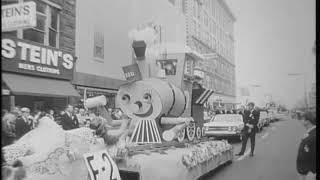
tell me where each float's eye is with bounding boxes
[122,94,131,103]
[143,93,151,101]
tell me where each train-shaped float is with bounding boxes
[111,29,215,144]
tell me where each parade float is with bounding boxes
[1,23,233,180]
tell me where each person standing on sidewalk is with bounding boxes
[296,111,316,180]
[236,102,259,157]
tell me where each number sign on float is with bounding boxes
[83,150,121,180]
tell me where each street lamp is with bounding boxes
[288,73,308,110]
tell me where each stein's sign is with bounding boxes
[1,36,75,80]
[1,2,37,32]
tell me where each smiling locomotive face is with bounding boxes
[116,81,163,120]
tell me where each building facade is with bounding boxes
[169,0,236,109]
[2,0,80,112]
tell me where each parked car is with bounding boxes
[260,111,270,127]
[268,110,276,122]
[203,114,244,140]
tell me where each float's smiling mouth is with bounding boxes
[133,104,153,118]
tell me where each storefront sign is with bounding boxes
[2,2,37,32]
[83,150,121,180]
[2,36,75,80]
[122,63,142,82]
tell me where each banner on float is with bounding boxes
[122,63,142,82]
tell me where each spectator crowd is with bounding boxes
[1,105,122,147]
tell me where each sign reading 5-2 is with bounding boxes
[83,150,121,180]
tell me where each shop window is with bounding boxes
[94,29,105,59]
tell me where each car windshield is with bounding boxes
[211,115,242,122]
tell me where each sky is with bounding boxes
[225,0,316,108]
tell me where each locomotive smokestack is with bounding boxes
[132,40,146,61]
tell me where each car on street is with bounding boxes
[203,114,244,140]
[269,110,277,122]
[260,111,270,127]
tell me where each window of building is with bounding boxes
[197,2,201,19]
[191,20,196,35]
[197,23,201,38]
[204,13,208,27]
[4,0,60,47]
[93,28,104,59]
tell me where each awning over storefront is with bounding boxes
[2,73,80,97]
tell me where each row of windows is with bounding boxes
[190,19,234,62]
[189,0,234,62]
[194,57,235,83]
[168,0,187,14]
[3,0,60,48]
[203,74,235,96]
[191,0,234,36]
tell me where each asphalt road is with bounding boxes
[202,115,305,180]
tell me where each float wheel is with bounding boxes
[186,123,195,141]
[196,126,201,139]
[177,128,186,142]
[202,126,206,137]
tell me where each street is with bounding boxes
[203,115,304,180]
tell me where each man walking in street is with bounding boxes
[236,102,259,157]
[296,111,316,180]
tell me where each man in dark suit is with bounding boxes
[296,111,316,179]
[61,105,79,130]
[2,113,17,146]
[15,107,31,139]
[236,102,259,156]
